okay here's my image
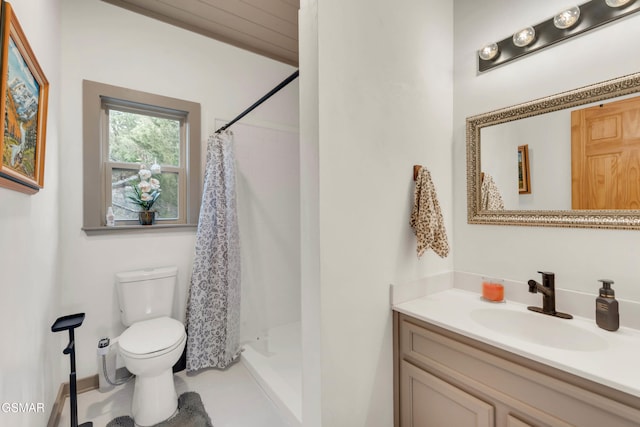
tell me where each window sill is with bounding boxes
[83,224,197,236]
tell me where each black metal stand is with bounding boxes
[51,313,93,427]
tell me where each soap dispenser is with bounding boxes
[596,279,619,331]
[106,207,115,227]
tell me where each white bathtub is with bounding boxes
[241,321,302,427]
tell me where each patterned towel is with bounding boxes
[481,173,504,211]
[410,167,449,258]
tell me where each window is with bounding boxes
[106,106,182,222]
[83,80,201,232]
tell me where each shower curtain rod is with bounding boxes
[215,70,300,134]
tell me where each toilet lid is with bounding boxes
[119,317,185,355]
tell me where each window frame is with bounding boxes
[102,101,186,224]
[82,80,201,233]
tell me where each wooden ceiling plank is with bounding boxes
[121,0,297,49]
[102,0,298,65]
[185,0,298,34]
[161,0,297,37]
[236,0,299,23]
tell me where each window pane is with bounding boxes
[154,173,179,219]
[108,109,180,166]
[111,168,179,221]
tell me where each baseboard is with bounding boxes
[46,375,99,427]
[47,384,67,427]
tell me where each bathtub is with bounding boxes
[241,321,302,426]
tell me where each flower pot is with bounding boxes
[138,210,156,225]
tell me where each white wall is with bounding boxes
[300,0,454,425]
[230,122,300,343]
[482,112,572,210]
[0,0,62,426]
[59,0,298,379]
[298,2,322,425]
[454,2,640,303]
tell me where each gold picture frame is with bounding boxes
[0,1,49,194]
[518,144,530,194]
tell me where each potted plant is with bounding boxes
[127,164,162,225]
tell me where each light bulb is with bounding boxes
[554,6,581,29]
[605,0,634,7]
[513,27,536,47]
[478,43,499,61]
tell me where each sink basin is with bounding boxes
[470,308,608,352]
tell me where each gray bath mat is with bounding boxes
[106,391,213,427]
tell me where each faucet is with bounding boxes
[527,271,572,319]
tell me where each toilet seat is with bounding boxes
[119,316,186,359]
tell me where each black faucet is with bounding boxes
[527,271,572,319]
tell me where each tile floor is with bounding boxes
[57,362,292,427]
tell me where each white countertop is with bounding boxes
[393,288,640,399]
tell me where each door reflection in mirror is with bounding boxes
[480,93,640,211]
[571,96,640,210]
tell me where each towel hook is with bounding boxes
[413,165,422,181]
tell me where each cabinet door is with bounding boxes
[401,361,494,427]
[506,414,535,427]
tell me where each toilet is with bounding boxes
[115,266,186,426]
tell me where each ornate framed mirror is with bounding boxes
[467,72,640,229]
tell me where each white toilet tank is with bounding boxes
[115,266,178,326]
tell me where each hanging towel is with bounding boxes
[185,130,241,372]
[481,173,505,211]
[410,167,449,258]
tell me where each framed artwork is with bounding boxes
[518,144,531,194]
[0,1,49,194]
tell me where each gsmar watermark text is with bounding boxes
[1,402,45,413]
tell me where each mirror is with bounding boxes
[467,72,640,229]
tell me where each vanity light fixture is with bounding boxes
[553,6,581,29]
[478,0,640,72]
[512,27,536,47]
[605,0,634,7]
[478,43,499,61]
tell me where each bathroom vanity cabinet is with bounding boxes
[393,311,640,427]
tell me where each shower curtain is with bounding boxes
[186,130,241,371]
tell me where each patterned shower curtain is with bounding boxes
[186,130,241,371]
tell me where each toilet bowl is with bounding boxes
[119,316,186,426]
[115,266,184,426]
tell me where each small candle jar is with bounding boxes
[482,277,504,302]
